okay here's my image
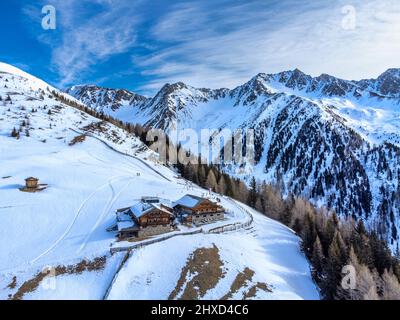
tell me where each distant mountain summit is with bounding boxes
[0,62,318,300]
[357,68,400,98]
[67,69,400,250]
[66,68,400,124]
[66,84,149,112]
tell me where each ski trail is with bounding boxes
[77,178,134,253]
[29,175,125,265]
[69,128,172,182]
[87,151,131,173]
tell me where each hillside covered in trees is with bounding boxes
[12,78,400,300]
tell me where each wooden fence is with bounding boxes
[207,203,254,234]
[104,201,254,299]
[110,229,203,254]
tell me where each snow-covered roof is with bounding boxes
[174,194,207,208]
[116,210,132,222]
[141,196,160,203]
[128,198,173,218]
[25,177,38,181]
[117,220,137,232]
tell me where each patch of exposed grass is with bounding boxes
[7,276,17,290]
[11,256,106,300]
[221,267,272,300]
[243,282,272,299]
[69,134,86,146]
[221,267,254,300]
[169,245,224,300]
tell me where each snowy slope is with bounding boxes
[65,85,149,124]
[69,69,400,251]
[0,62,317,300]
[68,69,400,147]
[108,207,318,300]
[0,62,53,91]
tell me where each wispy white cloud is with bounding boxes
[134,0,400,92]
[22,0,400,92]
[24,0,142,87]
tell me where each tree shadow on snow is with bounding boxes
[0,184,22,190]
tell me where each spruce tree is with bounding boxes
[302,212,317,256]
[323,232,347,299]
[235,180,249,204]
[357,266,379,300]
[320,213,339,254]
[247,176,258,207]
[356,219,367,235]
[311,235,325,283]
[205,168,217,192]
[217,175,227,195]
[255,196,264,213]
[197,165,206,187]
[334,231,348,264]
[224,175,234,197]
[381,269,400,300]
[335,246,379,300]
[369,232,393,274]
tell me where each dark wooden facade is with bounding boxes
[115,195,225,238]
[135,205,174,227]
[25,177,39,189]
[175,199,224,215]
[174,198,224,224]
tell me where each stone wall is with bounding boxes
[137,224,173,237]
[192,212,224,226]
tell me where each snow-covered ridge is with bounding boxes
[68,68,400,146]
[0,62,55,91]
[0,62,318,300]
[68,67,400,252]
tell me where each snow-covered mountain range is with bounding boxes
[0,62,318,300]
[67,69,400,250]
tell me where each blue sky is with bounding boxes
[1,0,400,95]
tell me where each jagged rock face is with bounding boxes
[311,74,356,96]
[276,69,313,91]
[139,83,230,130]
[377,69,400,97]
[68,69,400,249]
[65,85,149,112]
[357,68,400,98]
[263,98,372,217]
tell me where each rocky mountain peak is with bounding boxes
[65,84,148,112]
[375,68,400,97]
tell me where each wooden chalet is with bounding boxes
[25,177,39,189]
[20,177,47,193]
[116,197,175,239]
[173,194,225,225]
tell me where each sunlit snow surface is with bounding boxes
[0,63,318,300]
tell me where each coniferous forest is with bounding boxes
[177,162,400,300]
[52,90,400,300]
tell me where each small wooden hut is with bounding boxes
[20,177,47,193]
[25,177,39,189]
